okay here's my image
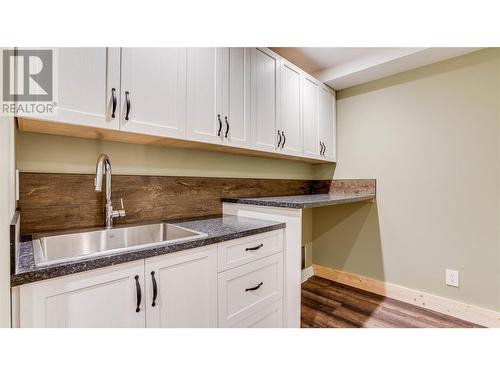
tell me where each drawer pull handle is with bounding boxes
[217,114,222,136]
[225,116,230,138]
[245,282,263,292]
[245,244,263,252]
[151,271,158,307]
[111,88,117,118]
[125,91,131,121]
[134,275,142,313]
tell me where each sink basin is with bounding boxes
[32,223,207,266]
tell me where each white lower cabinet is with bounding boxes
[19,261,146,328]
[218,253,283,328]
[17,229,284,328]
[145,245,217,328]
[232,300,283,328]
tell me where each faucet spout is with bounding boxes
[95,154,111,192]
[94,154,125,229]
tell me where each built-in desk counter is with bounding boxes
[222,180,376,328]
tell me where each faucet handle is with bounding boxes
[118,198,126,217]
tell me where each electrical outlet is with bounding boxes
[446,269,459,287]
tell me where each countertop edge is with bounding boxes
[221,194,376,209]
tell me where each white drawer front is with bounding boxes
[218,253,283,327]
[218,229,283,272]
[232,300,283,328]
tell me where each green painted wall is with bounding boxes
[313,48,500,311]
[16,131,316,180]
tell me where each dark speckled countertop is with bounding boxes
[222,193,375,209]
[12,215,285,286]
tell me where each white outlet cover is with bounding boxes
[446,269,459,287]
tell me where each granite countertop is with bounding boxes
[222,193,375,209]
[12,215,285,286]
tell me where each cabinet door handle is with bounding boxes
[281,131,286,148]
[125,91,131,121]
[277,130,282,147]
[320,141,324,156]
[245,282,263,292]
[134,275,142,313]
[323,143,327,156]
[245,243,263,251]
[217,114,222,137]
[111,88,117,119]
[224,116,230,138]
[151,271,158,307]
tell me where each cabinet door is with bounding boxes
[302,75,321,158]
[145,245,217,328]
[250,48,281,152]
[121,48,187,138]
[319,86,337,161]
[222,47,251,148]
[280,60,303,156]
[20,48,120,130]
[186,48,225,144]
[19,261,145,328]
[232,300,283,328]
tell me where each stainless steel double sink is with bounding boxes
[32,223,207,266]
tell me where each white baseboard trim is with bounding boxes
[312,264,500,328]
[301,266,314,283]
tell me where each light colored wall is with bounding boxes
[16,131,316,180]
[313,48,500,311]
[0,116,16,327]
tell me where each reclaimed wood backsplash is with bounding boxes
[18,173,375,234]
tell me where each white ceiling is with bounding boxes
[272,47,388,72]
[271,47,481,90]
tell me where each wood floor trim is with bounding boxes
[313,264,500,328]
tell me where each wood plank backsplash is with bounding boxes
[18,173,375,234]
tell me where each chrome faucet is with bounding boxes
[95,154,126,229]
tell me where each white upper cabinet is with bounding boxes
[319,86,336,161]
[302,75,321,158]
[222,48,251,148]
[250,48,281,152]
[23,48,120,130]
[120,48,187,138]
[145,246,218,328]
[17,47,336,163]
[279,60,303,156]
[186,48,224,144]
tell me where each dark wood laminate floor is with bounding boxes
[301,276,483,328]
